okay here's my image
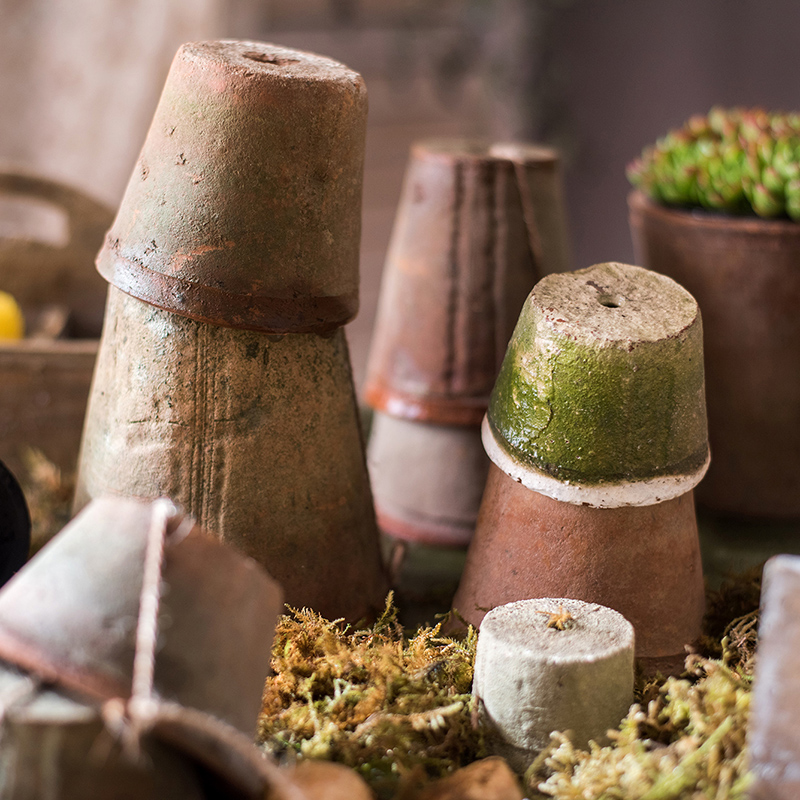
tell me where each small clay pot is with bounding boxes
[453,263,709,672]
[473,598,634,772]
[365,140,570,547]
[75,40,388,622]
[629,190,800,518]
[98,41,366,335]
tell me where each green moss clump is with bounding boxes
[257,596,481,798]
[20,448,74,556]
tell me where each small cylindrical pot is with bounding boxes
[365,140,570,547]
[75,40,387,622]
[629,189,800,518]
[473,598,634,772]
[453,262,709,672]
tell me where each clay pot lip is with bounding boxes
[180,39,365,88]
[628,189,800,237]
[482,415,711,508]
[97,247,358,334]
[411,138,559,167]
[364,380,487,426]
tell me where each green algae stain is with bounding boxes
[488,304,709,485]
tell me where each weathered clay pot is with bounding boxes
[75,40,387,622]
[473,598,634,772]
[0,170,112,474]
[97,41,365,335]
[0,497,282,736]
[629,189,800,518]
[365,140,570,547]
[0,497,304,799]
[453,263,708,673]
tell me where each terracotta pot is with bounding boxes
[0,497,283,736]
[453,263,708,673]
[97,41,365,335]
[365,140,570,546]
[75,40,387,622]
[629,189,800,518]
[0,170,112,475]
[0,497,309,799]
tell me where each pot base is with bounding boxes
[453,464,705,671]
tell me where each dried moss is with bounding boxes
[258,596,481,798]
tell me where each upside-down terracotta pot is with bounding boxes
[0,497,303,799]
[74,40,387,622]
[365,140,570,547]
[629,190,800,519]
[453,262,709,674]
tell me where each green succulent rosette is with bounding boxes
[628,107,800,220]
[483,263,710,508]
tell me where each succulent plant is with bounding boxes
[628,107,800,220]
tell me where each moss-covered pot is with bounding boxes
[485,262,709,507]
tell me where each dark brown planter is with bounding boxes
[629,190,800,519]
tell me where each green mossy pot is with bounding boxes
[484,262,710,508]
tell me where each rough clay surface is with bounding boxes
[748,555,800,799]
[364,137,570,426]
[473,597,634,773]
[97,40,367,333]
[453,463,705,666]
[488,262,709,494]
[367,411,489,546]
[75,288,387,623]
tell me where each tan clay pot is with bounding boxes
[0,497,306,800]
[75,40,387,622]
[629,189,800,518]
[365,140,570,547]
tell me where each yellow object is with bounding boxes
[0,292,24,340]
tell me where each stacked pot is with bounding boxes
[74,40,387,623]
[365,140,570,550]
[453,262,710,675]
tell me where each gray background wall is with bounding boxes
[1,0,797,387]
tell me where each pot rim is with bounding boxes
[628,189,800,237]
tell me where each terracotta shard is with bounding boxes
[748,555,800,799]
[0,497,282,737]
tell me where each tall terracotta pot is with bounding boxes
[629,190,800,519]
